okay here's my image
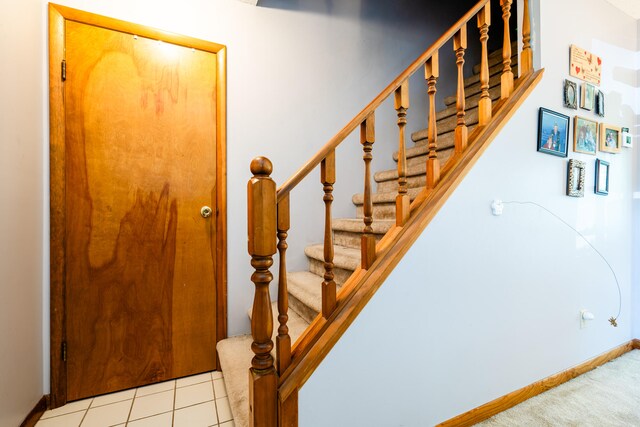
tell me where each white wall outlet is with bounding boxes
[491,199,504,216]
[580,309,595,328]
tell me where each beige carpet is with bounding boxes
[477,350,640,426]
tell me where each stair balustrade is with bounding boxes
[245,0,540,425]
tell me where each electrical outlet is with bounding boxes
[580,309,594,328]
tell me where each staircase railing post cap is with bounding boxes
[251,156,273,176]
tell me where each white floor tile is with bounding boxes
[173,401,217,427]
[41,398,92,419]
[129,389,174,421]
[91,389,136,408]
[211,371,224,380]
[219,421,235,427]
[215,397,233,423]
[213,378,227,398]
[175,381,214,409]
[135,380,175,397]
[176,372,212,388]
[127,412,173,427]
[80,399,132,427]
[36,411,85,427]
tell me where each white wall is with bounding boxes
[299,0,638,425]
[632,21,640,340]
[0,0,44,424]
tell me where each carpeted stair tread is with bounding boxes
[443,68,513,107]
[287,271,341,321]
[394,126,477,162]
[438,75,506,120]
[305,243,360,271]
[374,154,451,182]
[219,303,310,427]
[217,335,252,427]
[333,218,394,234]
[353,186,423,205]
[473,50,517,74]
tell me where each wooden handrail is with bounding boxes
[276,0,490,203]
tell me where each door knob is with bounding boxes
[200,206,212,218]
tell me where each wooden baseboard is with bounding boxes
[438,341,636,427]
[20,395,48,427]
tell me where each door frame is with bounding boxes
[48,3,227,408]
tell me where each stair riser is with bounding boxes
[288,292,318,324]
[438,71,509,120]
[377,174,426,193]
[444,74,505,108]
[465,55,517,88]
[356,203,397,220]
[406,146,454,168]
[308,260,354,286]
[334,230,383,250]
[473,53,518,75]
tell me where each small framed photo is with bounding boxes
[599,123,621,153]
[621,127,632,148]
[537,108,569,157]
[567,159,586,197]
[595,159,609,195]
[573,116,598,155]
[580,83,595,110]
[595,90,605,117]
[564,80,577,109]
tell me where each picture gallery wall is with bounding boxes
[536,45,632,197]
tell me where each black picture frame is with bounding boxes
[595,159,609,195]
[537,108,569,157]
[595,90,605,117]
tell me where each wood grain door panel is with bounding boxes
[63,20,218,401]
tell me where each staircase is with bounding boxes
[218,35,528,427]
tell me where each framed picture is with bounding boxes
[595,90,605,117]
[537,108,569,157]
[621,127,632,148]
[580,83,595,110]
[599,123,621,153]
[567,159,586,197]
[595,159,609,195]
[573,116,598,155]
[564,80,577,109]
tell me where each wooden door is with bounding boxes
[49,5,227,404]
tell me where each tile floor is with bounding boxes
[36,371,234,427]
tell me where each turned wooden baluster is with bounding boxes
[321,150,336,318]
[394,81,410,226]
[521,0,533,74]
[477,3,492,125]
[276,193,291,374]
[425,52,440,190]
[453,26,468,155]
[361,113,376,269]
[500,0,514,99]
[247,156,277,427]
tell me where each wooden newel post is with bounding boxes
[247,156,278,427]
